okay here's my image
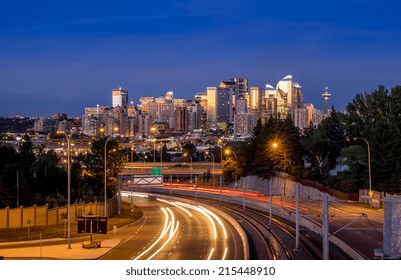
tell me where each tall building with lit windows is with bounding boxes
[112,87,129,109]
[248,87,262,114]
[216,87,232,129]
[293,104,324,134]
[261,75,303,123]
[206,87,217,129]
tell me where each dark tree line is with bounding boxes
[0,134,68,208]
[0,135,123,208]
[225,85,401,194]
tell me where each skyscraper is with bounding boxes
[206,87,217,129]
[216,87,233,129]
[248,87,262,113]
[112,87,128,109]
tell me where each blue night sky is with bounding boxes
[1,0,400,117]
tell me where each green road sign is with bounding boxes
[152,167,162,175]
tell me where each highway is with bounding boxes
[101,192,245,260]
[128,184,384,259]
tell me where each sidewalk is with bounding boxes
[0,238,122,260]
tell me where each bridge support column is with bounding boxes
[383,196,401,259]
[117,176,121,215]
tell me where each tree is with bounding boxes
[33,149,67,206]
[81,137,123,200]
[335,145,367,192]
[0,143,18,207]
[17,134,36,206]
[344,85,401,193]
[301,129,337,177]
[319,108,347,156]
[242,118,263,175]
[249,115,303,178]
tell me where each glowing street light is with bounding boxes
[101,126,118,217]
[218,139,223,162]
[225,149,237,188]
[184,152,193,185]
[271,141,288,174]
[57,130,72,249]
[211,153,215,187]
[226,149,245,209]
[150,126,157,163]
[354,137,373,205]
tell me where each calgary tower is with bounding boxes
[322,86,331,113]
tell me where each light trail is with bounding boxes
[133,207,175,260]
[174,202,217,240]
[154,198,231,260]
[156,198,193,217]
[207,248,215,260]
[222,247,228,260]
[199,205,228,239]
[147,207,180,260]
[121,191,148,198]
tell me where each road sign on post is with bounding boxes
[77,216,108,234]
[152,167,162,175]
[78,216,107,248]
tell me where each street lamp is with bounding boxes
[160,142,163,170]
[354,137,372,204]
[211,154,215,188]
[225,149,237,188]
[101,127,118,217]
[57,130,72,249]
[150,126,157,163]
[184,152,193,184]
[271,141,288,196]
[218,139,223,162]
[226,149,245,209]
[153,139,156,163]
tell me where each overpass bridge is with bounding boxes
[122,162,222,176]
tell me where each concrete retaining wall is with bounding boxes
[0,197,118,229]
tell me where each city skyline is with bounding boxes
[1,0,401,117]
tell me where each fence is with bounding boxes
[0,197,118,229]
[359,189,401,208]
[230,174,358,202]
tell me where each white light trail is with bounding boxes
[147,207,179,260]
[199,206,228,239]
[133,207,171,260]
[207,248,215,260]
[156,198,193,217]
[222,248,228,260]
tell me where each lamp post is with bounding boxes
[58,130,72,249]
[211,154,215,188]
[184,152,193,185]
[150,126,157,163]
[153,139,156,163]
[160,142,163,170]
[354,137,372,205]
[218,139,223,163]
[104,136,112,217]
[272,141,288,196]
[101,127,118,218]
[225,149,237,188]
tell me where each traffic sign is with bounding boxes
[152,167,162,175]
